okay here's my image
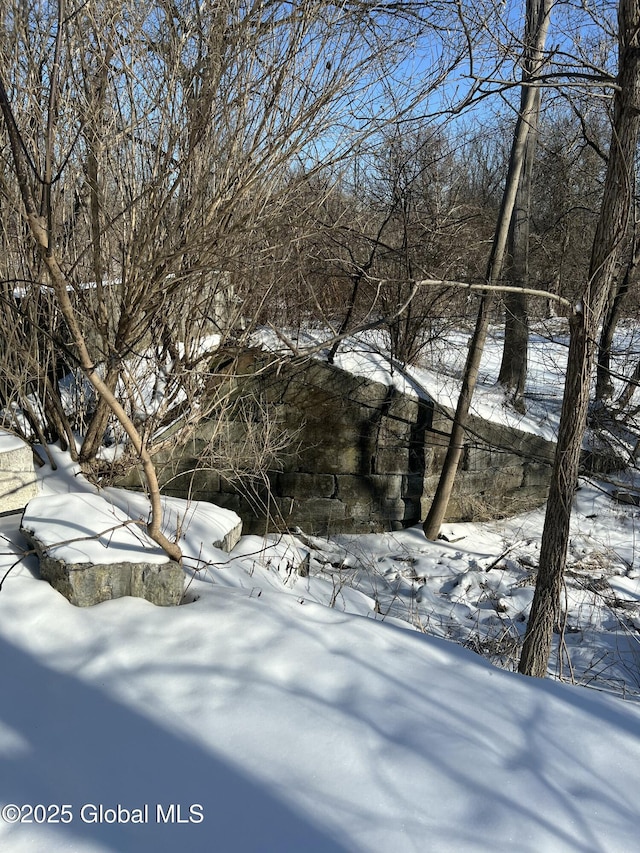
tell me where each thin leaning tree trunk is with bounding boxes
[423,0,554,540]
[0,70,182,565]
[595,228,636,401]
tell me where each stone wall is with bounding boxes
[0,431,38,512]
[131,350,557,536]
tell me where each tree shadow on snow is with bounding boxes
[0,635,348,853]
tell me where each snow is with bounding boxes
[32,451,242,567]
[3,530,640,853]
[21,494,171,566]
[2,323,640,851]
[0,430,29,454]
[1,454,640,851]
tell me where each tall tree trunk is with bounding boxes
[595,225,636,400]
[519,0,640,677]
[423,0,553,540]
[498,85,541,406]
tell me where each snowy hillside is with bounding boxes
[1,449,640,851]
[1,321,640,851]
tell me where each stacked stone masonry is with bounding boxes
[126,349,561,536]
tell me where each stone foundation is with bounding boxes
[123,351,558,536]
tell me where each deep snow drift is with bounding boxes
[1,453,640,852]
[1,321,640,851]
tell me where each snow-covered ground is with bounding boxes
[316,475,640,697]
[2,457,640,852]
[1,321,640,851]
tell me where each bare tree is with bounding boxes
[594,218,638,401]
[527,109,607,314]
[497,0,545,408]
[519,0,640,677]
[423,0,555,540]
[0,0,468,558]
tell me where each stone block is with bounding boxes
[21,494,184,607]
[420,493,435,521]
[300,497,347,522]
[35,551,183,608]
[159,466,221,499]
[522,462,552,489]
[468,416,555,464]
[338,516,379,534]
[219,475,246,495]
[430,405,454,436]
[349,380,396,410]
[454,468,523,497]
[378,424,411,451]
[207,492,246,515]
[336,474,402,503]
[387,394,421,423]
[380,496,420,525]
[372,445,411,475]
[463,445,524,472]
[347,501,376,522]
[424,439,451,472]
[407,444,435,473]
[0,432,38,512]
[277,472,335,499]
[421,466,530,523]
[291,497,347,535]
[402,473,425,497]
[380,498,406,523]
[212,516,243,552]
[467,416,524,454]
[421,474,443,499]
[374,473,403,501]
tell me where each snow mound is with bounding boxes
[21,494,170,566]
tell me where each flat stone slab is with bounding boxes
[0,430,38,512]
[102,487,243,553]
[21,494,183,607]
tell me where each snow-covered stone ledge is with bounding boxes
[21,493,184,607]
[0,430,38,513]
